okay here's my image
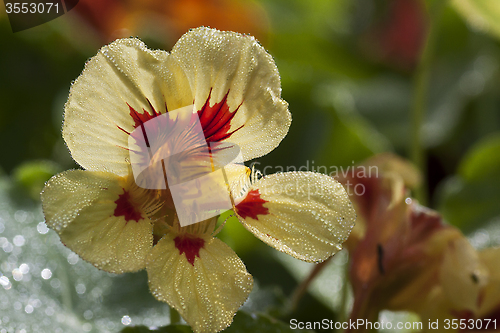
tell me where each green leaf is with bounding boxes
[452,0,500,40]
[458,133,500,181]
[12,160,61,200]
[437,133,500,231]
[216,210,262,256]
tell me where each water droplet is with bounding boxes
[76,283,86,294]
[83,310,93,320]
[50,278,61,289]
[45,307,55,316]
[13,235,25,247]
[14,210,28,222]
[12,268,23,281]
[37,222,49,234]
[41,268,52,280]
[19,263,29,274]
[67,253,79,265]
[121,315,132,325]
[25,304,34,314]
[0,276,11,290]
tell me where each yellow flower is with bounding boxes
[41,27,356,333]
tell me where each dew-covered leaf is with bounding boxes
[0,176,172,332]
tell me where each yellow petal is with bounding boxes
[235,171,356,263]
[165,27,291,161]
[477,247,500,317]
[41,170,153,273]
[146,233,253,333]
[63,38,169,176]
[440,237,488,313]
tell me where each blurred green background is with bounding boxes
[1,0,500,332]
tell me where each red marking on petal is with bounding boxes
[114,189,143,222]
[236,189,269,220]
[129,101,162,129]
[197,90,243,143]
[174,236,205,266]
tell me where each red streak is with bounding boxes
[236,189,269,220]
[174,236,205,266]
[113,190,143,222]
[197,90,243,143]
[129,101,162,129]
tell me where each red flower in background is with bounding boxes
[360,0,427,71]
[73,0,269,46]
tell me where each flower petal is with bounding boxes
[478,247,500,317]
[63,38,169,176]
[146,233,253,333]
[41,170,153,273]
[164,27,291,161]
[235,171,356,262]
[440,237,488,312]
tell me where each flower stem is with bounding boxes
[338,257,350,324]
[410,0,448,205]
[170,306,181,325]
[289,257,332,313]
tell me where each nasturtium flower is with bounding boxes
[419,244,500,332]
[337,154,500,331]
[41,27,356,333]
